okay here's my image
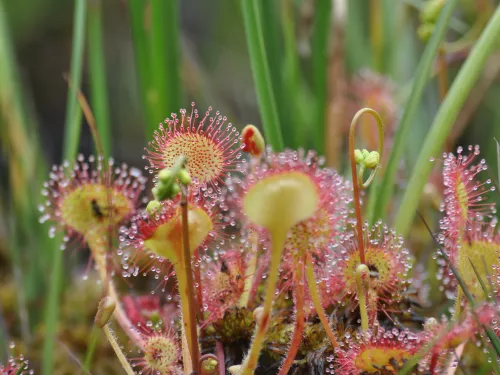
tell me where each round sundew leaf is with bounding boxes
[354,347,412,373]
[143,335,179,371]
[162,132,224,185]
[243,171,319,233]
[59,184,133,236]
[342,247,394,293]
[143,206,213,264]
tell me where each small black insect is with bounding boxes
[221,260,229,273]
[91,199,105,219]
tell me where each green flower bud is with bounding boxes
[361,149,370,158]
[420,0,444,24]
[417,23,435,42]
[354,149,364,165]
[363,151,380,169]
[153,182,181,201]
[178,169,192,186]
[158,169,173,184]
[171,182,180,196]
[201,356,219,374]
[95,296,116,328]
[146,200,161,217]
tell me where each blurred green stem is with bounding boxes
[368,0,458,224]
[242,0,284,151]
[88,0,112,158]
[260,1,287,145]
[83,326,99,372]
[149,0,181,137]
[311,0,332,154]
[395,5,500,237]
[370,0,382,71]
[62,0,86,162]
[45,1,87,374]
[281,0,302,148]
[128,0,154,135]
[311,0,332,155]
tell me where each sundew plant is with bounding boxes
[2,1,500,375]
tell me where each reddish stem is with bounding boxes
[349,119,366,264]
[216,340,225,375]
[278,257,306,375]
[180,190,201,374]
[348,108,384,265]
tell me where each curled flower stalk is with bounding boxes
[348,108,384,264]
[346,108,386,328]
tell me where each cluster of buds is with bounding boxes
[417,0,445,41]
[152,156,192,202]
[354,148,380,169]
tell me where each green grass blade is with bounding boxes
[395,5,500,236]
[345,0,370,74]
[62,0,86,162]
[128,0,154,135]
[241,0,284,151]
[260,1,288,145]
[45,1,87,374]
[368,0,458,224]
[0,0,56,346]
[88,0,112,158]
[281,0,303,149]
[149,0,181,137]
[311,0,332,155]
[83,326,99,372]
[468,258,493,303]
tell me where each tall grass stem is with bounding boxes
[88,0,112,158]
[45,1,87,373]
[241,0,284,151]
[62,0,86,162]
[128,0,154,135]
[150,0,182,137]
[311,0,332,154]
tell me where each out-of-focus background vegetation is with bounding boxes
[1,0,500,373]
